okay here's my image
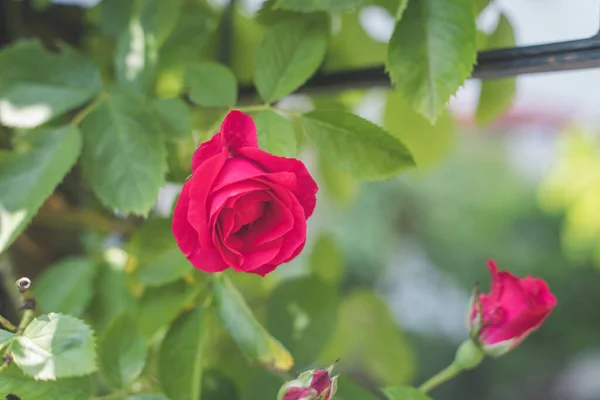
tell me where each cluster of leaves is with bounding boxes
[0,0,517,398]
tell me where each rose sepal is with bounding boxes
[481,338,516,358]
[454,339,485,370]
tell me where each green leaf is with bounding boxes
[139,0,183,47]
[212,275,294,372]
[158,4,218,70]
[317,155,359,207]
[230,12,267,85]
[115,17,158,95]
[240,368,283,400]
[129,219,191,287]
[385,386,432,400]
[12,313,97,380]
[253,109,298,157]
[266,277,339,367]
[79,90,167,216]
[0,40,102,128]
[88,256,136,334]
[474,0,492,15]
[32,257,99,317]
[201,369,240,400]
[137,247,191,287]
[128,218,175,252]
[476,14,516,126]
[319,290,414,385]
[275,0,365,12]
[257,0,303,25]
[300,110,415,180]
[99,0,135,39]
[309,232,344,285]
[0,125,81,254]
[254,17,328,102]
[128,395,170,400]
[153,97,192,141]
[396,0,409,21]
[98,313,147,388]
[323,8,387,73]
[0,366,92,400]
[0,329,14,350]
[384,90,456,169]
[185,62,238,107]
[386,0,477,122]
[159,307,206,400]
[136,280,200,340]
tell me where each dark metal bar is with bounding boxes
[474,33,600,79]
[239,34,600,97]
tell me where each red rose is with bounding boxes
[172,110,318,276]
[468,260,557,355]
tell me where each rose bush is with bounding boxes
[172,110,318,276]
[468,260,557,354]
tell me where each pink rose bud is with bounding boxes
[468,260,557,356]
[278,366,338,400]
[172,110,318,277]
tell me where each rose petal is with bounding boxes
[267,188,307,265]
[214,226,243,267]
[483,307,550,344]
[191,132,224,172]
[172,182,197,255]
[485,260,532,310]
[188,148,229,249]
[209,180,268,221]
[520,276,557,307]
[237,193,294,247]
[220,110,258,152]
[310,370,331,395]
[212,157,266,192]
[282,387,317,400]
[218,207,237,238]
[187,248,228,273]
[238,238,283,271]
[249,263,278,277]
[237,147,318,217]
[232,191,270,230]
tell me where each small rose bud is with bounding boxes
[278,364,339,400]
[468,260,556,357]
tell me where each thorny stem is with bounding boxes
[0,315,16,332]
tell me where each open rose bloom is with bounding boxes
[468,260,557,356]
[172,110,318,276]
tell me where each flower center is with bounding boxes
[234,201,268,235]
